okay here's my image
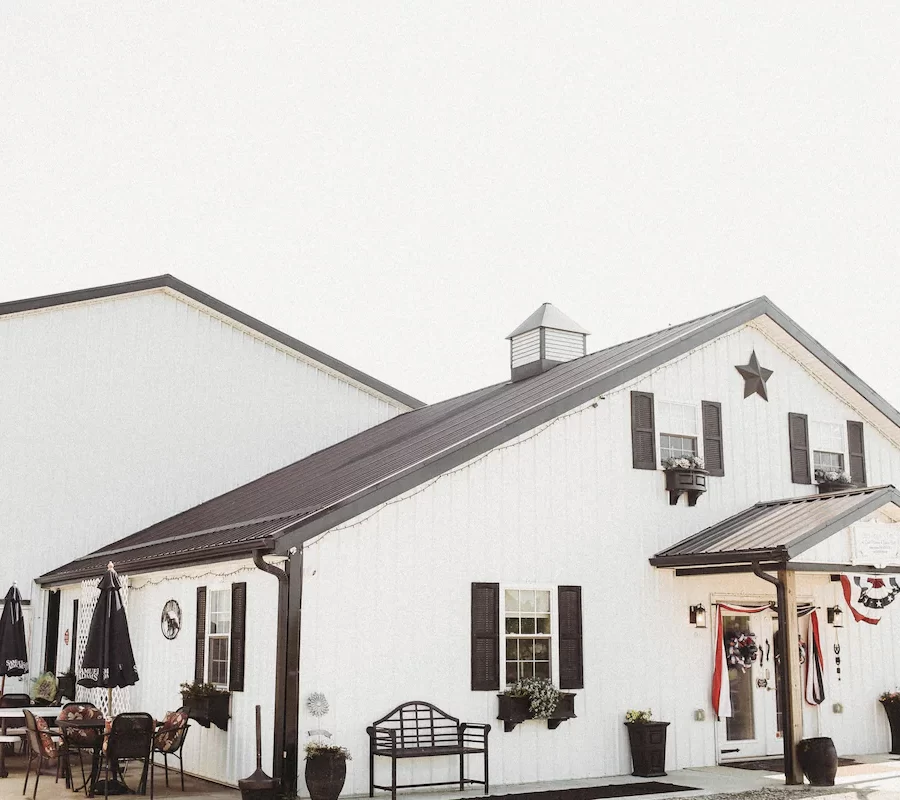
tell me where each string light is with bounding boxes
[127,563,268,590]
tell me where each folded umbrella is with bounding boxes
[0,584,28,695]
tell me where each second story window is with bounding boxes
[812,421,845,473]
[658,401,699,463]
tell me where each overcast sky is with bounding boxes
[2,6,898,407]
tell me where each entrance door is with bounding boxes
[717,610,783,760]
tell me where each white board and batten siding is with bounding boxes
[297,320,900,794]
[51,559,281,787]
[1,286,410,668]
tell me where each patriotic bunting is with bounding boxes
[841,574,900,624]
[804,610,825,705]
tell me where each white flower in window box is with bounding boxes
[815,468,854,494]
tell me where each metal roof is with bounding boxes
[0,274,424,410]
[39,295,900,583]
[651,485,900,567]
[506,303,591,338]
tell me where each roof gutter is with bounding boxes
[253,548,302,796]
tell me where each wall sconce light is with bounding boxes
[827,605,843,627]
[689,604,707,628]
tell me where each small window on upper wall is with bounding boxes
[811,422,845,474]
[657,401,699,463]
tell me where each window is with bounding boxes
[207,588,231,687]
[504,589,551,684]
[658,401,698,462]
[811,422,845,473]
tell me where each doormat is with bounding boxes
[472,782,698,799]
[724,756,859,771]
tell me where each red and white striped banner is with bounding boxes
[712,603,773,718]
[804,610,825,705]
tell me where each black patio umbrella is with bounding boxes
[78,563,139,706]
[0,584,28,694]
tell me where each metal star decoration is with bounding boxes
[735,350,773,401]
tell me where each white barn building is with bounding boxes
[0,275,420,693]
[38,296,900,793]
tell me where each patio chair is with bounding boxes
[22,709,62,800]
[58,702,104,796]
[150,707,191,791]
[99,711,154,798]
[0,693,31,754]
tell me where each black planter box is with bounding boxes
[625,721,669,777]
[817,481,855,494]
[497,693,576,732]
[182,692,231,732]
[664,469,708,506]
[881,700,900,755]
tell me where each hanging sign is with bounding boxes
[841,573,900,624]
[851,523,900,568]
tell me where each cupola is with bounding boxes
[506,303,590,382]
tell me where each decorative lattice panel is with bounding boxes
[75,576,131,718]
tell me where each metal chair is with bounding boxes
[150,707,191,791]
[0,693,30,754]
[58,702,104,796]
[100,712,154,798]
[22,709,61,800]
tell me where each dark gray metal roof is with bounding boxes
[651,485,900,567]
[0,274,424,410]
[39,295,900,583]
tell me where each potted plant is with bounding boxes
[304,741,350,800]
[880,691,900,755]
[496,677,576,732]
[624,709,670,777]
[180,681,231,731]
[57,670,77,702]
[815,468,854,494]
[662,456,708,506]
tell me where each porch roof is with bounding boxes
[650,485,900,570]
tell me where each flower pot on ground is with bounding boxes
[180,681,231,731]
[624,710,669,778]
[497,678,576,732]
[304,743,350,800]
[880,694,900,755]
[662,456,708,506]
[796,737,838,786]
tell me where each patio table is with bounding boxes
[0,706,63,778]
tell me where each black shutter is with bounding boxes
[557,586,584,690]
[229,582,247,692]
[631,391,656,470]
[788,412,811,484]
[44,590,61,674]
[69,599,79,674]
[195,586,207,683]
[471,583,500,690]
[847,420,867,487]
[702,401,724,477]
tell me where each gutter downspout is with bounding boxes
[253,550,291,788]
[752,561,801,785]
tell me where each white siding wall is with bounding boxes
[297,322,900,794]
[0,287,406,605]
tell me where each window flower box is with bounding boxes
[815,469,854,495]
[180,687,230,731]
[496,692,576,732]
[662,457,708,506]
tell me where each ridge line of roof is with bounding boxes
[0,274,425,409]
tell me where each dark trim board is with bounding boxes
[0,275,424,410]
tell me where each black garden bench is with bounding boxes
[367,701,490,800]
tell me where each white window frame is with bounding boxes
[810,421,846,475]
[657,400,700,465]
[500,584,558,688]
[206,585,231,689]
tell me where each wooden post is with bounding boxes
[778,568,804,785]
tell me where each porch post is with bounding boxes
[778,568,804,785]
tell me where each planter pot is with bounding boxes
[817,481,855,494]
[796,737,838,786]
[497,692,576,732]
[305,755,347,800]
[57,674,76,701]
[664,469,708,506]
[625,721,669,778]
[881,700,900,755]
[182,692,230,731]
